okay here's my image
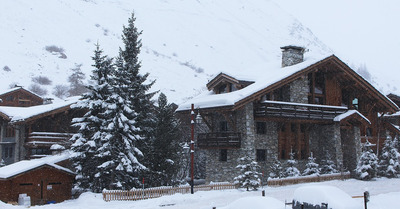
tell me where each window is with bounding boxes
[5,126,15,137]
[3,146,13,158]
[256,149,266,162]
[352,98,359,110]
[218,84,227,94]
[219,121,228,132]
[308,71,325,104]
[31,148,50,155]
[256,122,266,134]
[219,149,227,162]
[6,96,14,101]
[366,128,373,137]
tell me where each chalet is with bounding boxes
[384,94,400,137]
[176,46,399,183]
[0,153,74,205]
[0,87,83,165]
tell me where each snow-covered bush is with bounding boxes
[355,140,378,180]
[234,156,261,191]
[302,153,320,176]
[320,152,338,174]
[269,157,284,179]
[378,135,400,178]
[284,152,300,177]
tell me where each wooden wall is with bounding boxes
[0,166,74,205]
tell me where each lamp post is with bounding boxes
[190,104,195,194]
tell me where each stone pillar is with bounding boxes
[290,77,309,103]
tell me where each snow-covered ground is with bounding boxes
[2,178,399,209]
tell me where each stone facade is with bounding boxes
[281,46,305,67]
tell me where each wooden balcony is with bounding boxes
[197,132,241,149]
[254,101,347,120]
[25,132,73,148]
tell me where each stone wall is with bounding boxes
[309,123,343,167]
[341,126,362,174]
[290,77,309,103]
[254,121,278,177]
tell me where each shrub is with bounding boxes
[29,84,47,96]
[32,76,52,85]
[53,85,70,99]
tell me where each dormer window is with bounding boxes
[218,84,228,94]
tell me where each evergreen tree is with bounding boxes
[302,152,320,176]
[142,93,181,187]
[0,159,5,167]
[269,156,284,179]
[70,44,115,193]
[320,152,338,174]
[234,156,261,191]
[284,151,301,177]
[355,140,378,180]
[378,135,400,178]
[68,64,88,96]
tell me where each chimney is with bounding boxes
[281,46,305,67]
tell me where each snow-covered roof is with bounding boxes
[0,86,42,99]
[334,110,371,124]
[0,96,80,123]
[0,152,74,179]
[177,54,331,111]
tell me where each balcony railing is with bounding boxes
[197,132,241,149]
[25,132,73,148]
[254,101,347,120]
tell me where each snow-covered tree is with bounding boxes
[269,156,284,179]
[378,135,400,178]
[284,151,301,177]
[320,152,338,174]
[70,44,115,193]
[302,152,320,176]
[0,159,5,167]
[355,140,378,180]
[141,93,181,187]
[234,156,261,191]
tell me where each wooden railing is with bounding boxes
[254,101,347,120]
[103,183,237,202]
[25,132,73,147]
[197,132,241,149]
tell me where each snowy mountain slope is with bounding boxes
[0,0,331,104]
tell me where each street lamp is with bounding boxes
[190,104,195,194]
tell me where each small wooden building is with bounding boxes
[0,154,74,205]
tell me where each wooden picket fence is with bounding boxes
[103,183,237,201]
[267,172,350,186]
[103,173,350,202]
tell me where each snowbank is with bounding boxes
[293,185,361,209]
[220,196,283,209]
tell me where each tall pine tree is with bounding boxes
[142,93,181,187]
[70,44,115,193]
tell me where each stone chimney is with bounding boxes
[281,46,305,67]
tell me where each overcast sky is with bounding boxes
[276,0,400,94]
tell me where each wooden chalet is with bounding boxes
[0,86,43,107]
[0,153,74,205]
[0,87,83,165]
[176,46,399,183]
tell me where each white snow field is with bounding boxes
[1,178,399,209]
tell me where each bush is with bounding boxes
[29,84,47,96]
[32,76,52,85]
[53,85,70,99]
[3,66,11,72]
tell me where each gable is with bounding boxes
[0,87,43,107]
[207,73,254,94]
[233,55,398,113]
